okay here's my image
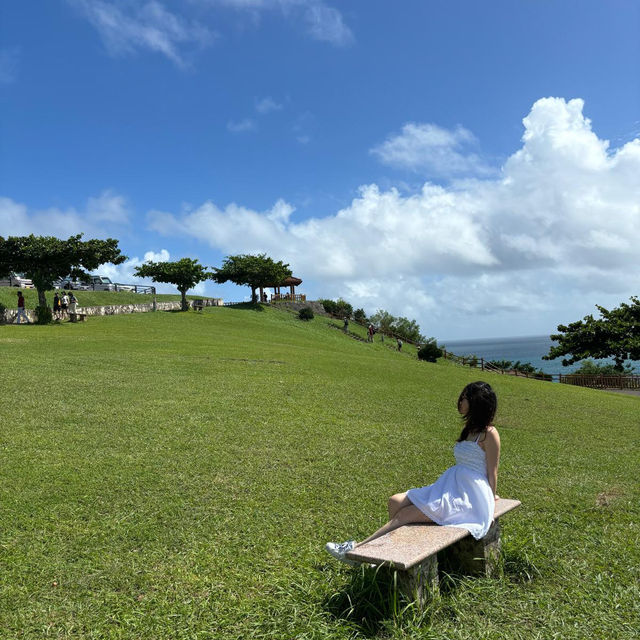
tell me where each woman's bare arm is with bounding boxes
[483,426,501,498]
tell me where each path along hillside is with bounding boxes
[0,306,638,639]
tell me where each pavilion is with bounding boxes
[261,276,305,303]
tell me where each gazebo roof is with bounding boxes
[282,276,302,286]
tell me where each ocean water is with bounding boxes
[442,335,638,376]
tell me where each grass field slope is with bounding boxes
[1,306,638,639]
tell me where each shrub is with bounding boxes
[0,302,6,324]
[298,307,314,321]
[489,360,513,371]
[353,308,367,324]
[418,340,442,362]
[571,359,635,376]
[35,305,53,325]
[320,299,337,314]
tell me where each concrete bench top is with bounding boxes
[346,498,521,570]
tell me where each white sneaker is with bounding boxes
[325,539,358,565]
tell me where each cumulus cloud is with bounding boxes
[68,0,214,67]
[0,190,131,239]
[147,97,640,336]
[371,122,494,178]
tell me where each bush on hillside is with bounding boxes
[418,340,442,362]
[35,305,52,325]
[571,359,635,376]
[319,298,353,318]
[298,307,314,321]
[353,308,366,324]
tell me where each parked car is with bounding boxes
[0,273,34,288]
[55,277,91,291]
[88,275,116,291]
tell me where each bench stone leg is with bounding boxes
[441,519,502,577]
[396,554,439,607]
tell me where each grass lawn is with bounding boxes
[0,307,638,639]
[0,287,212,310]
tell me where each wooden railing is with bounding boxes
[558,374,640,389]
[271,294,306,302]
[441,350,640,388]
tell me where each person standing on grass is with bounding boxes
[367,324,374,343]
[68,292,78,317]
[16,291,31,324]
[61,291,69,319]
[53,292,61,320]
[397,338,403,351]
[326,381,501,563]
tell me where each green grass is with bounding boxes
[0,307,638,638]
[0,287,210,309]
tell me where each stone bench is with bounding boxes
[192,299,204,311]
[68,313,87,323]
[346,497,521,605]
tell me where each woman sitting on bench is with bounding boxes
[326,381,501,563]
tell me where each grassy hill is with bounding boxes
[0,306,637,639]
[0,286,209,309]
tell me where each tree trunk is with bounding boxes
[37,287,47,308]
[251,286,257,304]
[180,288,188,311]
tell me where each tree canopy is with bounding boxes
[0,234,126,309]
[134,258,212,311]
[544,297,640,372]
[369,309,426,343]
[212,254,291,303]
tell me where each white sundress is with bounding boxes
[406,435,495,539]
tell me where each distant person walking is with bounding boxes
[397,338,403,352]
[343,317,349,332]
[16,291,30,324]
[367,324,374,343]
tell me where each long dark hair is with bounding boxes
[457,381,497,442]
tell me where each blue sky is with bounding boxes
[1,0,639,339]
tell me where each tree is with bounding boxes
[353,308,367,324]
[134,258,212,311]
[369,309,395,334]
[392,316,426,343]
[418,339,442,362]
[0,234,126,315]
[368,309,426,343]
[544,297,640,372]
[212,254,291,303]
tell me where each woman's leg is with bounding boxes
[388,492,412,518]
[357,504,433,547]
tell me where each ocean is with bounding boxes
[441,335,638,376]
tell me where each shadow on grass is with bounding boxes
[502,548,541,583]
[323,565,435,637]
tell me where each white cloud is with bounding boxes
[255,96,283,114]
[0,47,20,84]
[203,0,353,46]
[143,249,170,262]
[227,118,256,132]
[147,97,640,337]
[68,0,215,67]
[0,190,131,239]
[371,122,494,178]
